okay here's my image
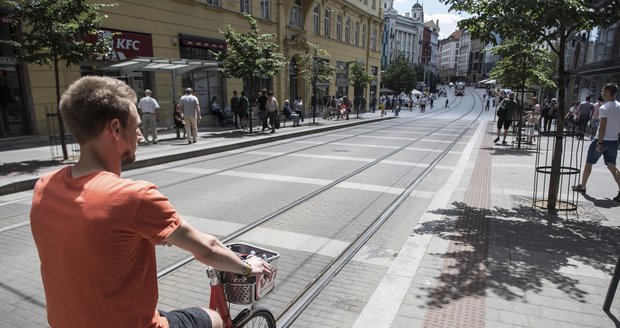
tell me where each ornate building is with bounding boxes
[381,0,425,69]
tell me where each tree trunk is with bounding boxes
[547,34,567,212]
[54,56,69,160]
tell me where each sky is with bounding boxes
[392,0,469,39]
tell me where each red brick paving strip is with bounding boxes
[423,125,493,328]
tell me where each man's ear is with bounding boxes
[110,119,122,139]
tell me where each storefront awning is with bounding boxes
[99,57,219,75]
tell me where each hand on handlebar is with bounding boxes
[245,256,272,278]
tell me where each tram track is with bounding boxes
[0,90,482,328]
[152,89,484,327]
[0,95,465,234]
[155,94,470,279]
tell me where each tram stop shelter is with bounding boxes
[99,56,220,103]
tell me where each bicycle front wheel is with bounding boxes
[236,308,276,328]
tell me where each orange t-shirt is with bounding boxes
[30,167,181,328]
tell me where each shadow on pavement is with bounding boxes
[0,160,65,176]
[415,201,619,308]
[479,146,537,157]
[582,193,620,209]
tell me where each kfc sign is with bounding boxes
[86,28,153,60]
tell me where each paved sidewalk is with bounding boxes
[0,112,390,196]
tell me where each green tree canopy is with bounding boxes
[382,54,418,93]
[4,0,114,160]
[4,0,113,68]
[488,38,556,91]
[212,13,286,132]
[213,14,286,81]
[296,42,335,86]
[349,62,375,91]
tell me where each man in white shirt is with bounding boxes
[180,88,201,144]
[572,83,620,202]
[137,89,160,144]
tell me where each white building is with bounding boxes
[439,30,461,82]
[457,29,471,80]
[381,0,425,69]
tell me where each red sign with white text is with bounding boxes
[86,28,153,60]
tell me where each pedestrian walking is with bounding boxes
[494,92,517,145]
[542,98,557,132]
[257,89,268,131]
[173,105,185,139]
[210,96,224,127]
[370,94,377,113]
[577,96,594,139]
[30,75,272,328]
[230,90,241,129]
[590,96,603,139]
[266,91,279,133]
[239,91,250,130]
[180,87,201,144]
[420,95,427,112]
[485,97,491,111]
[137,89,160,145]
[572,83,620,202]
[524,97,541,143]
[293,95,304,123]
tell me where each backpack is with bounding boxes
[497,103,506,118]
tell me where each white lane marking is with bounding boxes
[164,168,437,198]
[181,215,393,267]
[163,167,220,175]
[352,119,486,328]
[337,182,405,195]
[218,171,333,186]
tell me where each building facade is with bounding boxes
[381,0,425,69]
[456,29,470,81]
[0,0,383,139]
[438,30,461,83]
[566,20,620,102]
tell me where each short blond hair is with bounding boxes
[59,76,136,144]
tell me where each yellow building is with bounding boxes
[0,0,382,138]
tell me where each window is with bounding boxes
[324,8,331,38]
[361,24,366,49]
[354,22,360,46]
[345,17,350,43]
[241,0,250,14]
[372,0,376,9]
[203,0,219,5]
[336,14,342,41]
[313,4,320,35]
[290,0,302,28]
[371,27,377,51]
[261,0,270,20]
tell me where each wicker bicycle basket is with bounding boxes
[219,243,280,305]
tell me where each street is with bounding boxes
[1,88,619,327]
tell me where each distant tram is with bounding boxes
[455,82,465,96]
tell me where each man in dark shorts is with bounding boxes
[30,76,272,328]
[572,83,620,201]
[494,92,517,145]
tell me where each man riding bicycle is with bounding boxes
[30,76,271,328]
